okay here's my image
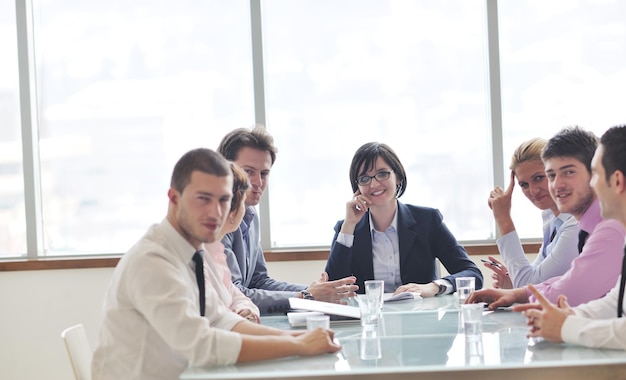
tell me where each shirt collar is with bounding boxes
[368,205,399,234]
[240,207,256,234]
[542,209,570,230]
[160,218,200,262]
[542,209,574,224]
[555,212,574,224]
[541,209,554,224]
[578,198,602,234]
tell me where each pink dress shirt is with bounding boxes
[528,199,626,306]
[204,241,260,316]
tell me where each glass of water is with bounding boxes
[357,293,381,329]
[455,277,475,306]
[460,303,484,341]
[364,280,384,315]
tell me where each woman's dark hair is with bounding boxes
[349,142,407,198]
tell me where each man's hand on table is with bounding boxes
[466,287,528,311]
[307,272,358,304]
[513,284,573,342]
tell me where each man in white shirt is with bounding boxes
[516,124,626,349]
[92,148,340,380]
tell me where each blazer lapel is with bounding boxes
[233,229,249,284]
[354,214,375,281]
[397,203,418,278]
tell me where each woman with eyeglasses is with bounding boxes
[325,142,483,297]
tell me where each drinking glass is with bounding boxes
[455,277,475,305]
[357,293,381,329]
[460,303,484,342]
[364,280,384,314]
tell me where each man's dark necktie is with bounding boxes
[192,250,206,316]
[577,230,589,254]
[549,228,557,243]
[618,247,626,318]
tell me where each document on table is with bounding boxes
[288,298,361,319]
[383,292,422,302]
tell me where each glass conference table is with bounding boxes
[181,295,626,379]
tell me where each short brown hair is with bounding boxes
[218,124,278,165]
[170,148,230,193]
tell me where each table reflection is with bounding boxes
[182,296,626,380]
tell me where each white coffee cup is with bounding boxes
[306,315,330,330]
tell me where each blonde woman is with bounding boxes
[485,138,579,288]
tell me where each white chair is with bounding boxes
[61,324,92,380]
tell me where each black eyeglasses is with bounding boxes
[356,170,394,186]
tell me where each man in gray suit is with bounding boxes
[218,125,358,314]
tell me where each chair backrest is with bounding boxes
[61,324,92,380]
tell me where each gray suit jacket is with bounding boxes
[222,207,305,314]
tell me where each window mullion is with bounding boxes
[486,0,505,239]
[16,0,44,257]
[250,0,272,250]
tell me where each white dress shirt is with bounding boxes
[92,219,244,380]
[561,273,626,349]
[369,211,402,293]
[337,211,452,294]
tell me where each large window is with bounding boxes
[498,0,626,238]
[263,0,491,246]
[29,0,253,256]
[2,0,625,258]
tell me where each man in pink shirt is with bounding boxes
[468,126,625,309]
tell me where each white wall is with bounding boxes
[0,256,497,380]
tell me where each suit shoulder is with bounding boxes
[402,204,440,217]
[333,219,345,233]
